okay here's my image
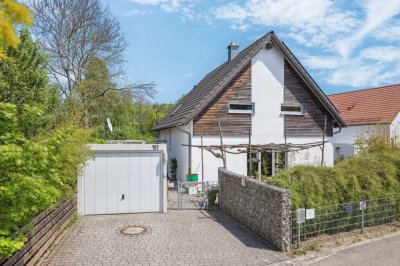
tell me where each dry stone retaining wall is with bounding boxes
[218,168,291,251]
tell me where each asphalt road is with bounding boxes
[310,234,400,266]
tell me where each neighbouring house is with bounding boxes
[154,32,346,182]
[329,84,400,159]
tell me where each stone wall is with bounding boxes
[218,168,292,251]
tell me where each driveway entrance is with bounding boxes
[41,209,287,265]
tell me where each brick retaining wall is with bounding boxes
[218,168,291,251]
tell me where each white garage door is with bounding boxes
[82,151,162,215]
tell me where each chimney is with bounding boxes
[227,42,239,61]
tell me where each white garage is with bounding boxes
[78,144,167,215]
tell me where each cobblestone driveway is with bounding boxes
[42,208,287,266]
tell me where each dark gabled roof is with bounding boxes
[154,32,346,131]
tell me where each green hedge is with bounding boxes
[267,149,400,210]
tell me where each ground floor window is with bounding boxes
[247,150,286,177]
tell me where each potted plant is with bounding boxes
[168,158,178,188]
[207,187,218,205]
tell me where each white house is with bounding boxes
[154,32,346,182]
[329,84,400,159]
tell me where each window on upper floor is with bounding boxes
[281,103,305,115]
[228,102,254,114]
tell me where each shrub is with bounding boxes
[267,147,400,210]
[0,103,90,258]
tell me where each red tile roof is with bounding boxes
[328,84,400,126]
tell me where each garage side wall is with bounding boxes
[218,168,291,251]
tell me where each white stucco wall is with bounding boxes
[251,45,285,144]
[192,136,248,182]
[250,45,333,166]
[331,124,390,159]
[390,112,400,144]
[287,137,334,167]
[158,122,191,181]
[157,43,339,178]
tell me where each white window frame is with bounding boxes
[228,102,254,114]
[281,103,305,115]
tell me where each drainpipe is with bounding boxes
[177,123,191,175]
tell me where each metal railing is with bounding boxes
[292,196,400,247]
[177,181,206,210]
[176,181,219,210]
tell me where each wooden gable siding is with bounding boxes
[284,60,333,137]
[193,64,251,136]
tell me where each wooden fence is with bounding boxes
[0,196,77,266]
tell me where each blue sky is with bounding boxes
[102,0,400,104]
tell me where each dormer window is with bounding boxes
[281,104,305,115]
[228,102,254,114]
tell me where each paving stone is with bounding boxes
[41,198,287,265]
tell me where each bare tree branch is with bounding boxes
[89,82,157,102]
[30,0,127,97]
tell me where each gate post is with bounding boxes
[177,181,181,210]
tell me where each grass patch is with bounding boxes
[293,241,322,255]
[67,214,79,229]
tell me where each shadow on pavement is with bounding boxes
[199,205,280,251]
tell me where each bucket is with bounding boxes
[185,174,199,193]
[186,174,198,182]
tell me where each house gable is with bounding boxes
[193,64,251,136]
[284,60,333,137]
[154,32,346,131]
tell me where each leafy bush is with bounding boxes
[267,147,400,210]
[170,158,177,181]
[0,103,90,258]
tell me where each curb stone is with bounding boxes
[269,230,400,265]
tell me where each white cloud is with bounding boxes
[374,22,400,42]
[128,0,400,90]
[300,48,400,89]
[125,8,155,16]
[335,0,400,57]
[130,0,164,4]
[129,0,181,13]
[301,55,340,70]
[212,3,248,21]
[210,0,400,89]
[211,0,359,50]
[327,63,383,87]
[360,46,400,62]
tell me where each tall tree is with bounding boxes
[0,29,58,136]
[72,57,156,128]
[30,0,127,98]
[0,0,32,58]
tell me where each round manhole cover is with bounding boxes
[120,226,148,236]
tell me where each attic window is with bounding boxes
[281,104,304,115]
[228,102,254,114]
